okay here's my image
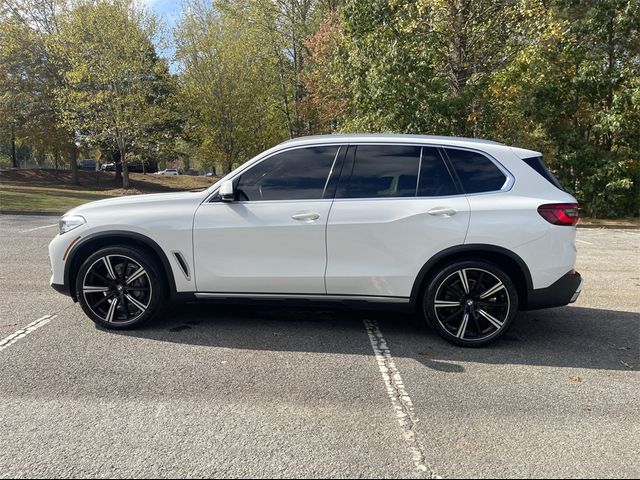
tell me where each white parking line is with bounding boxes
[19,223,58,233]
[363,318,440,478]
[575,239,594,245]
[0,315,56,352]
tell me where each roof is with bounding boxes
[279,134,504,148]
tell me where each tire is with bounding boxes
[422,260,519,347]
[75,245,166,329]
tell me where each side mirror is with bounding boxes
[219,180,235,202]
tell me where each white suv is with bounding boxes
[49,134,582,346]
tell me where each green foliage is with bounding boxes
[53,0,179,188]
[1,0,637,216]
[337,0,538,136]
[0,0,72,168]
[489,0,640,217]
[337,0,639,217]
[174,0,290,174]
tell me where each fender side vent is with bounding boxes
[172,251,191,281]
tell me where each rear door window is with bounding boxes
[339,145,421,198]
[417,147,459,197]
[445,148,507,193]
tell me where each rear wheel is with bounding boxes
[423,260,519,347]
[75,246,165,329]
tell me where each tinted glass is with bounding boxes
[417,147,458,196]
[523,156,565,191]
[343,145,421,198]
[445,148,507,193]
[236,146,338,201]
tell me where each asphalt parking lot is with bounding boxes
[0,214,638,479]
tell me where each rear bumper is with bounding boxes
[523,271,582,310]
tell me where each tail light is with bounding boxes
[538,203,580,226]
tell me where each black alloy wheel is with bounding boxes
[76,246,165,329]
[424,260,519,347]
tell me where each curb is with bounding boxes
[1,211,63,217]
[577,223,639,230]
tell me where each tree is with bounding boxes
[0,0,79,180]
[175,0,287,174]
[491,0,640,217]
[336,0,539,135]
[301,10,347,133]
[54,0,175,189]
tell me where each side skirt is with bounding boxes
[193,292,410,303]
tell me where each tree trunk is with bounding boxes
[448,0,470,136]
[114,149,122,182]
[121,149,130,189]
[11,124,18,168]
[70,143,79,185]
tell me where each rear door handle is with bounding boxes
[292,211,320,222]
[428,207,457,217]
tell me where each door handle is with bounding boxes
[428,207,457,217]
[292,211,320,222]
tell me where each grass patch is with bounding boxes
[0,168,218,214]
[0,185,113,213]
[0,168,216,193]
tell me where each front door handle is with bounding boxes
[292,211,320,222]
[428,207,457,217]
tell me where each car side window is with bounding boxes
[235,146,339,201]
[445,148,507,193]
[341,145,421,198]
[417,147,458,196]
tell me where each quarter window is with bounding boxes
[342,145,421,198]
[522,156,565,191]
[445,148,507,193]
[235,146,339,201]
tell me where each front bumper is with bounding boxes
[523,271,582,310]
[50,278,71,296]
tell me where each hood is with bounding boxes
[66,190,208,216]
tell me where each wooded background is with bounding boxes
[1,0,638,217]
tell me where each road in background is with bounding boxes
[0,215,638,478]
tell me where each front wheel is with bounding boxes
[75,246,165,329]
[423,260,519,347]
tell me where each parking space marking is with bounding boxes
[363,318,439,478]
[18,224,58,233]
[0,315,56,352]
[575,239,594,245]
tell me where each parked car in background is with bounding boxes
[128,161,158,173]
[49,134,582,347]
[99,161,158,173]
[154,169,179,176]
[79,159,97,171]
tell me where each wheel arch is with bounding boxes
[410,244,532,308]
[65,231,177,301]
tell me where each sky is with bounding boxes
[143,0,184,69]
[145,0,183,28]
